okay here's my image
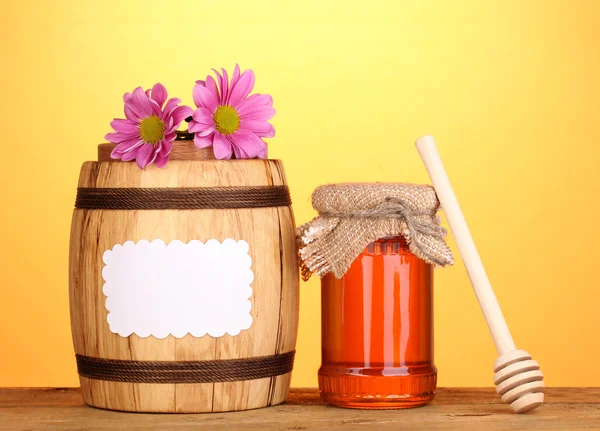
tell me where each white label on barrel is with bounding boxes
[101,239,253,339]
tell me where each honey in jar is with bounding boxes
[319,235,436,408]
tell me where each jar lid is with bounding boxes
[297,183,454,280]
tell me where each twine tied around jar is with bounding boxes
[297,183,454,280]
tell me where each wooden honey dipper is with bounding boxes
[415,135,544,413]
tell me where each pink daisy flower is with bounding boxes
[189,65,275,159]
[105,83,193,169]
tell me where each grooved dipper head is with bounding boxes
[494,350,544,413]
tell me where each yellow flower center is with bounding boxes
[139,115,165,144]
[213,105,240,135]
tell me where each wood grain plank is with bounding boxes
[2,387,599,406]
[0,388,599,430]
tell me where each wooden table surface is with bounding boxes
[1,387,599,430]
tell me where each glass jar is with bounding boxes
[319,235,436,409]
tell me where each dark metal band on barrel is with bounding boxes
[76,351,295,384]
[75,186,291,209]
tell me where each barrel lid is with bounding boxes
[98,140,216,162]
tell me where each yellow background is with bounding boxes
[1,0,599,388]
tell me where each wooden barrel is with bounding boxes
[69,141,299,413]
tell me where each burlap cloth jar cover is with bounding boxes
[298,183,454,280]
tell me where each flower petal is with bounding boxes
[151,98,164,116]
[205,75,220,103]
[162,98,182,120]
[230,129,264,158]
[113,136,145,152]
[188,121,202,133]
[152,141,162,157]
[188,120,213,133]
[232,143,248,159]
[110,118,140,134]
[151,83,168,107]
[239,105,276,121]
[120,145,142,161]
[160,138,173,156]
[257,144,268,159]
[155,152,169,168]
[124,104,141,122]
[192,107,214,125]
[194,133,214,148]
[171,105,194,126]
[192,83,218,111]
[110,137,143,155]
[131,87,154,118]
[228,69,255,107]
[164,116,174,134]
[262,125,275,138]
[236,94,273,113]
[213,133,233,159]
[221,68,230,104]
[210,69,224,102]
[135,143,156,169]
[105,132,119,143]
[155,151,169,168]
[105,131,129,144]
[164,132,176,142]
[192,124,215,136]
[240,120,275,138]
[230,64,241,93]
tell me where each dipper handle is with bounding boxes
[415,135,515,354]
[415,135,543,413]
